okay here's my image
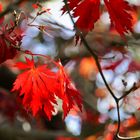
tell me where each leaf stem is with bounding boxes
[14,47,59,67]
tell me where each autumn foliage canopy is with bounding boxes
[0,0,135,124]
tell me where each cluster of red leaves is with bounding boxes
[63,0,133,37]
[12,58,82,120]
[0,24,22,64]
[0,3,22,64]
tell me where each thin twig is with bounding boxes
[14,47,59,67]
[118,83,137,101]
[115,101,121,139]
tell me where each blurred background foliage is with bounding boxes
[1,0,140,140]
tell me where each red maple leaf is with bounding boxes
[104,0,133,38]
[0,24,22,64]
[12,58,82,120]
[62,0,133,38]
[12,57,59,120]
[73,0,100,32]
[57,62,82,118]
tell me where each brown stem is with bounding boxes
[14,47,59,67]
[115,101,121,140]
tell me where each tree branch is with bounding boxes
[63,0,140,139]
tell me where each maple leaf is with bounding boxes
[62,0,100,32]
[104,0,133,38]
[12,58,82,120]
[12,58,59,120]
[73,0,100,32]
[0,25,22,64]
[62,0,133,38]
[57,62,82,118]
